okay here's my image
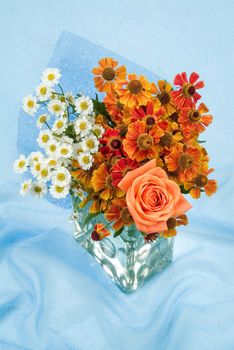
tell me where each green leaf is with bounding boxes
[83,212,100,226]
[95,93,99,101]
[197,140,206,143]
[113,227,124,238]
[65,124,76,139]
[180,185,190,194]
[92,98,115,127]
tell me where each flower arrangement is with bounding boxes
[14,58,217,243]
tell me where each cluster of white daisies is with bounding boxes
[14,68,104,199]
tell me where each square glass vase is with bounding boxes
[72,198,174,293]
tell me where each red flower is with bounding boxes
[91,223,111,241]
[111,158,138,186]
[130,101,164,126]
[171,72,204,109]
[99,128,123,156]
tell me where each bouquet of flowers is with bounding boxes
[14,58,217,243]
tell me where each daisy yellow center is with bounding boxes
[158,91,170,105]
[49,144,56,152]
[102,67,116,81]
[80,102,88,110]
[60,148,68,155]
[82,155,90,164]
[35,163,41,171]
[49,160,57,166]
[39,115,47,123]
[86,139,95,149]
[56,121,64,128]
[40,87,47,95]
[167,217,176,229]
[47,73,55,81]
[41,169,48,177]
[183,83,196,98]
[55,185,64,193]
[194,174,208,187]
[23,183,29,190]
[34,186,42,193]
[79,122,87,130]
[189,110,201,122]
[27,100,34,108]
[57,173,66,181]
[18,160,25,168]
[137,133,154,150]
[160,132,173,147]
[53,104,61,112]
[42,134,49,143]
[179,154,194,169]
[127,80,143,94]
[93,128,101,137]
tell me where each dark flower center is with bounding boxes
[189,110,201,122]
[146,116,155,126]
[194,174,208,187]
[183,83,196,98]
[137,133,154,150]
[179,153,194,169]
[160,132,173,147]
[128,80,143,94]
[116,101,124,111]
[91,231,100,241]
[158,91,170,105]
[169,112,179,122]
[167,217,177,229]
[111,138,122,149]
[102,67,116,81]
[144,232,158,243]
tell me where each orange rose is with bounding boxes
[118,159,192,234]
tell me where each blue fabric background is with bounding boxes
[1,1,234,349]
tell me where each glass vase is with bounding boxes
[71,196,174,293]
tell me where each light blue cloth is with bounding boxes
[1,1,234,349]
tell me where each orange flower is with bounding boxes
[105,198,133,230]
[184,169,217,199]
[165,143,202,182]
[123,120,164,162]
[116,74,152,108]
[152,80,176,114]
[79,192,108,214]
[103,92,125,124]
[157,120,183,151]
[91,223,111,241]
[171,72,204,109]
[161,215,188,238]
[71,161,93,189]
[124,101,163,126]
[92,163,124,200]
[99,128,123,156]
[92,58,126,93]
[179,103,213,136]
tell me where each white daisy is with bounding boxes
[72,142,83,159]
[92,124,105,138]
[50,183,70,199]
[31,182,47,198]
[36,113,50,128]
[46,157,61,169]
[37,163,51,182]
[65,91,75,105]
[37,130,52,148]
[20,179,32,196]
[75,96,93,115]
[57,142,73,158]
[28,151,44,166]
[72,187,85,199]
[52,167,71,187]
[52,117,67,135]
[74,117,92,137]
[77,152,93,170]
[22,95,38,116]
[13,155,28,174]
[30,160,42,177]
[47,99,66,117]
[42,68,61,87]
[61,135,74,144]
[81,135,99,154]
[35,83,52,101]
[45,139,60,157]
